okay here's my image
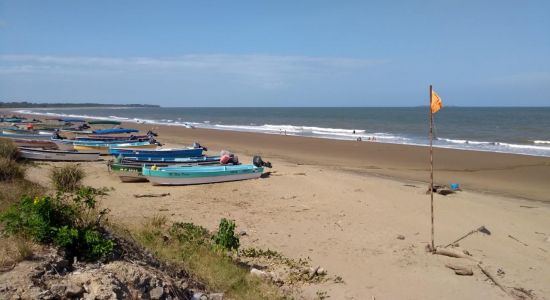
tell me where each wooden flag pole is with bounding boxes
[429,84,435,252]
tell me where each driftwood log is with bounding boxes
[434,247,509,296]
[133,193,171,198]
[434,248,479,262]
[445,263,474,276]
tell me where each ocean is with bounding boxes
[15,107,550,157]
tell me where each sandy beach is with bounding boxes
[18,119,550,299]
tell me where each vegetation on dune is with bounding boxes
[0,157,25,182]
[50,164,85,192]
[134,217,282,300]
[0,139,284,298]
[0,138,25,182]
[0,138,19,160]
[212,218,240,251]
[0,186,113,261]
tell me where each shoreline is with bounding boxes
[9,108,550,158]
[9,111,550,202]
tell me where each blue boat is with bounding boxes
[118,155,221,165]
[93,128,139,134]
[53,138,149,145]
[109,147,204,158]
[62,118,86,123]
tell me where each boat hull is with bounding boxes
[11,138,58,149]
[0,133,53,140]
[18,148,100,161]
[74,143,157,154]
[109,147,204,158]
[142,165,264,186]
[146,172,262,185]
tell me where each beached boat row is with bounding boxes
[2,115,272,185]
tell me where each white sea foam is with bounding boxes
[534,140,550,144]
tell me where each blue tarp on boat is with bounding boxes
[109,147,204,158]
[92,128,139,134]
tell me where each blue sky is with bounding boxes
[0,0,549,107]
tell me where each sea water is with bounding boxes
[15,107,550,157]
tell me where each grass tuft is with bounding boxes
[50,164,85,192]
[0,157,25,182]
[0,138,19,160]
[0,235,37,268]
[134,220,282,300]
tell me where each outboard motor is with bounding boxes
[193,142,207,151]
[253,156,272,168]
[220,151,239,165]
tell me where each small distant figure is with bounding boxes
[284,130,287,135]
[357,137,362,142]
[353,130,356,134]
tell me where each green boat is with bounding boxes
[109,163,149,182]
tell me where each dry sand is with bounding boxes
[22,121,550,299]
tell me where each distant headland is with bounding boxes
[0,102,159,108]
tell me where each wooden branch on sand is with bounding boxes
[477,263,509,296]
[508,234,528,246]
[434,247,509,296]
[133,193,171,198]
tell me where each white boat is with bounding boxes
[18,147,100,161]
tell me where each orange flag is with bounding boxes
[431,89,443,113]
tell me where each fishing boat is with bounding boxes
[109,158,220,183]
[75,135,149,141]
[92,128,139,135]
[88,120,122,125]
[1,117,26,123]
[11,138,59,149]
[0,133,54,140]
[118,155,221,166]
[36,130,55,135]
[142,164,264,185]
[54,138,150,145]
[109,146,204,158]
[108,163,150,182]
[60,118,86,123]
[60,129,94,134]
[2,128,39,135]
[74,141,157,154]
[18,147,100,161]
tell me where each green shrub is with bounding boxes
[0,158,25,181]
[170,222,210,245]
[53,226,79,247]
[212,218,240,251]
[0,138,19,160]
[0,187,113,261]
[50,164,85,192]
[82,229,114,261]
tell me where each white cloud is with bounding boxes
[0,54,387,89]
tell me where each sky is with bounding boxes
[0,0,549,107]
